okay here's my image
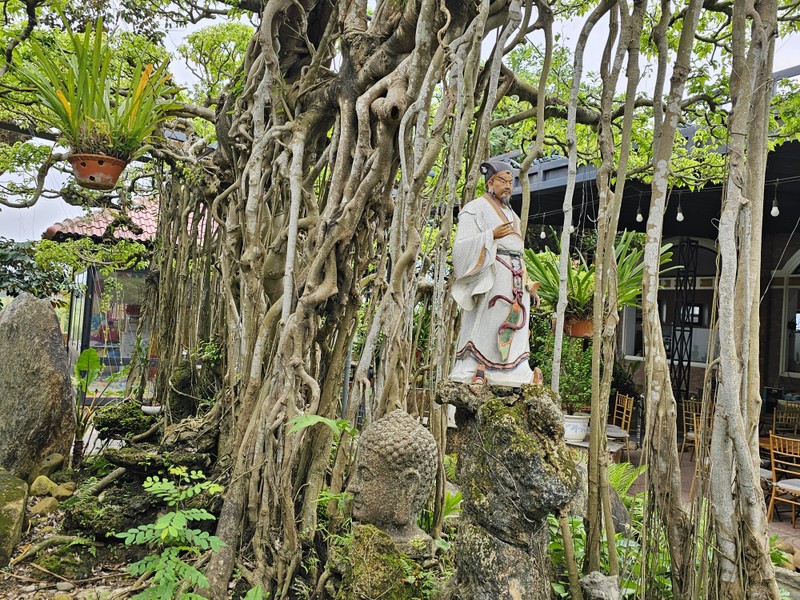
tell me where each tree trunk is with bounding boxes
[641,0,704,595]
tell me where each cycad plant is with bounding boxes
[16,16,180,162]
[524,230,676,321]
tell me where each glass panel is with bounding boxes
[67,271,88,358]
[786,288,800,373]
[86,270,152,400]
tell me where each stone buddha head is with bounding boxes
[348,410,438,548]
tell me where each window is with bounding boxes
[680,304,704,326]
[784,287,800,374]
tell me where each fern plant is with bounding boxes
[116,467,225,600]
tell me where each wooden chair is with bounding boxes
[610,393,635,461]
[680,399,703,462]
[767,432,800,528]
[689,412,712,498]
[773,400,800,436]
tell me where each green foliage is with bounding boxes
[36,238,150,277]
[417,490,462,535]
[443,454,457,482]
[15,15,181,160]
[0,238,79,299]
[177,22,253,107]
[242,586,264,600]
[608,462,647,498]
[524,230,675,320]
[288,414,358,439]
[75,348,102,394]
[529,311,593,413]
[612,359,640,399]
[548,463,675,599]
[116,467,225,600]
[769,535,793,569]
[72,347,115,464]
[93,398,157,440]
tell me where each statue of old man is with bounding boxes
[449,160,541,386]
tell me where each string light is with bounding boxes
[676,192,684,222]
[569,224,575,234]
[636,194,643,223]
[540,225,546,239]
[771,179,780,217]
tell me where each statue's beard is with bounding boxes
[491,190,511,205]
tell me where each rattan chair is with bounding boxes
[610,393,635,461]
[680,398,703,462]
[773,400,800,436]
[767,432,800,528]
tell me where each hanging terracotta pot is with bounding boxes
[564,317,593,338]
[68,154,127,190]
[551,315,595,338]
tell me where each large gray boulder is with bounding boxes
[0,294,75,479]
[0,467,28,567]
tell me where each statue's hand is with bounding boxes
[527,280,541,309]
[492,222,514,239]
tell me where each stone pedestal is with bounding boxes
[437,382,579,599]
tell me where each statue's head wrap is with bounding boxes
[480,160,517,183]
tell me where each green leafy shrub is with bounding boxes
[529,311,593,413]
[116,467,224,599]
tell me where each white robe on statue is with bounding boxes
[449,194,534,386]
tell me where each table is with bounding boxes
[566,424,629,456]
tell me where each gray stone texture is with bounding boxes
[27,452,65,484]
[31,496,60,516]
[0,467,27,567]
[580,571,622,599]
[438,382,579,599]
[348,410,438,555]
[0,294,75,479]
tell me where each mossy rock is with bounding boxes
[50,468,77,485]
[36,545,98,580]
[93,400,156,440]
[103,446,212,474]
[62,484,156,538]
[336,524,427,600]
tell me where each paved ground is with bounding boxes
[625,446,800,553]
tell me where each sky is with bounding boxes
[0,16,798,242]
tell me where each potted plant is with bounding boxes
[524,230,675,337]
[15,17,180,190]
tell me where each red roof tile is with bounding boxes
[42,200,158,242]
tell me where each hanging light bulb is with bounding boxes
[771,179,780,217]
[676,205,684,222]
[539,225,546,239]
[636,207,643,223]
[569,224,575,234]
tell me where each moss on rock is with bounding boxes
[62,485,155,538]
[336,524,426,600]
[93,400,156,440]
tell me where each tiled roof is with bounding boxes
[42,200,158,242]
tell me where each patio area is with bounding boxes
[626,446,800,558]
